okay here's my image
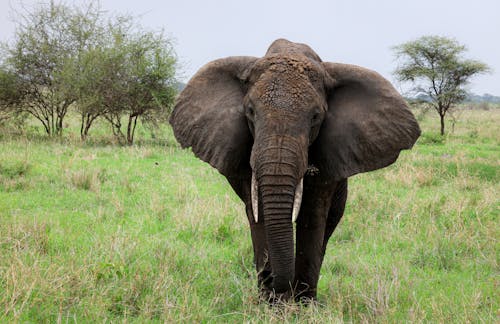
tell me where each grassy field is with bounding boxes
[0,109,498,322]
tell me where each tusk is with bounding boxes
[292,178,304,223]
[251,172,259,223]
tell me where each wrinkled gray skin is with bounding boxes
[170,39,420,302]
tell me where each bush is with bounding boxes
[418,132,446,145]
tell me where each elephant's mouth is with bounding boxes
[251,172,304,224]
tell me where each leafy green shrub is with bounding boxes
[418,132,446,145]
[0,160,30,178]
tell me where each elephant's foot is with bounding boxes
[259,287,293,305]
[256,269,318,304]
[293,282,318,303]
[257,280,318,305]
[258,277,293,305]
[257,269,272,288]
[258,274,293,304]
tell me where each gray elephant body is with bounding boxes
[170,39,420,302]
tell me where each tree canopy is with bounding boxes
[393,35,490,135]
[0,1,178,142]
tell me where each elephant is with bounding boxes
[169,39,420,302]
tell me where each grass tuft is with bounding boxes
[66,169,103,192]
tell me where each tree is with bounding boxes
[1,1,178,141]
[393,36,490,135]
[73,42,121,140]
[98,28,177,144]
[2,1,102,136]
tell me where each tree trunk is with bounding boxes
[44,116,52,136]
[56,115,63,136]
[105,113,124,139]
[43,118,51,135]
[440,113,445,135]
[126,115,138,145]
[84,123,92,140]
[80,115,86,140]
[80,113,100,141]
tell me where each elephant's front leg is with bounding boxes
[293,177,339,301]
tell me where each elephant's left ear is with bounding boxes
[170,56,258,178]
[311,63,421,180]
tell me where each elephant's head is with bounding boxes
[170,39,420,293]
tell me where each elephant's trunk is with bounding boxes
[258,173,296,293]
[251,174,303,224]
[252,136,307,293]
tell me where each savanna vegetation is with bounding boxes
[0,1,177,144]
[393,35,490,135]
[1,1,498,322]
[0,105,498,322]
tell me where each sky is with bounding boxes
[1,0,499,95]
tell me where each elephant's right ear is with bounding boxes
[311,63,421,181]
[169,56,258,177]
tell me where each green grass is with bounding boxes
[0,109,498,322]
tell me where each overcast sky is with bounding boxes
[1,0,498,95]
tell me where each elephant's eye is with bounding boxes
[246,104,255,119]
[311,111,321,124]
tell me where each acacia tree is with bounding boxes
[99,29,177,144]
[1,1,178,141]
[393,36,490,135]
[67,12,177,143]
[122,32,177,144]
[2,2,102,136]
[74,44,122,140]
